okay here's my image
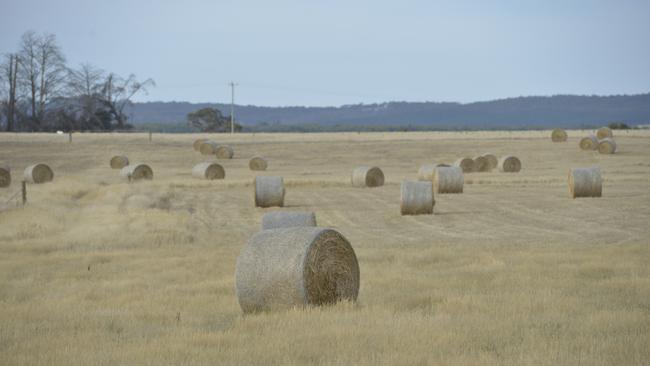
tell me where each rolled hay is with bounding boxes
[254,176,285,207]
[597,127,613,140]
[473,155,491,172]
[23,163,54,184]
[261,211,317,230]
[598,138,617,154]
[453,157,475,173]
[109,155,129,169]
[481,153,498,170]
[400,181,434,215]
[193,138,208,151]
[579,135,599,150]
[249,156,268,171]
[216,145,234,159]
[568,167,602,198]
[498,156,522,173]
[417,163,449,181]
[433,166,463,194]
[192,162,225,180]
[235,227,360,313]
[351,166,384,187]
[120,163,153,181]
[551,128,568,142]
[0,165,10,188]
[198,140,219,155]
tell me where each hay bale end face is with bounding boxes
[235,227,360,313]
[193,138,208,151]
[249,156,268,171]
[569,167,602,198]
[400,181,434,215]
[254,176,285,207]
[216,145,234,159]
[433,166,463,194]
[0,165,10,188]
[453,157,475,173]
[261,211,317,230]
[579,136,599,150]
[198,140,219,155]
[120,163,153,181]
[351,166,384,187]
[23,163,54,184]
[598,138,617,154]
[109,155,129,169]
[498,156,522,173]
[551,128,568,142]
[481,154,498,170]
[192,162,225,180]
[473,156,490,172]
[417,163,449,181]
[597,127,613,140]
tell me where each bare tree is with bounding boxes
[1,53,20,131]
[98,73,155,129]
[66,63,105,129]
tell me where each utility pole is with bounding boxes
[229,81,238,134]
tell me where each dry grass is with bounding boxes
[1,130,649,365]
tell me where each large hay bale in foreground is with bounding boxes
[235,227,360,313]
[120,163,153,181]
[569,167,602,198]
[199,140,219,155]
[216,145,234,159]
[579,136,599,150]
[193,138,208,151]
[351,166,384,187]
[249,156,268,171]
[417,163,449,181]
[433,166,463,194]
[400,181,434,215]
[0,164,10,188]
[109,155,129,169]
[254,176,285,207]
[261,211,317,230]
[192,162,225,180]
[551,128,568,142]
[481,153,498,170]
[597,127,613,140]
[24,163,54,184]
[453,157,475,173]
[598,138,617,154]
[473,156,491,172]
[498,156,522,173]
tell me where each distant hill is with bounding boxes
[128,94,650,131]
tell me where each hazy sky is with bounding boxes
[1,0,648,106]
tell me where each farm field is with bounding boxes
[1,130,649,365]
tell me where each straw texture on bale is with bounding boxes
[498,156,522,173]
[120,163,153,181]
[580,136,599,150]
[551,128,568,142]
[417,163,449,181]
[569,167,602,198]
[400,181,434,215]
[351,166,384,187]
[433,166,464,194]
[453,157,475,173]
[109,155,129,169]
[261,211,317,230]
[23,163,54,184]
[216,145,234,159]
[235,227,360,313]
[597,127,613,140]
[193,138,208,151]
[254,176,285,207]
[481,153,498,170]
[192,162,225,180]
[473,156,491,172]
[199,140,220,155]
[598,138,617,154]
[0,165,10,188]
[249,156,268,171]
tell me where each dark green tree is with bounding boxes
[186,107,241,132]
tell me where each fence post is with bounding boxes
[21,180,26,205]
[149,130,152,142]
[69,132,72,143]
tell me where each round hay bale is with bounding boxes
[254,176,285,207]
[417,163,449,181]
[23,163,54,184]
[198,140,219,155]
[498,156,522,173]
[249,156,268,171]
[433,166,463,194]
[579,136,599,150]
[192,162,225,180]
[569,167,602,198]
[473,156,491,172]
[481,153,498,170]
[597,127,613,140]
[261,211,317,230]
[0,164,10,188]
[120,163,153,181]
[235,227,360,313]
[193,138,208,151]
[453,157,475,173]
[109,155,129,169]
[400,181,434,215]
[216,145,234,159]
[598,138,617,154]
[351,166,384,187]
[551,128,568,142]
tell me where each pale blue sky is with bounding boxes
[1,0,648,106]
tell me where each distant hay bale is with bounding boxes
[598,138,617,154]
[193,138,208,151]
[417,163,449,181]
[551,128,568,142]
[199,140,219,155]
[597,127,613,140]
[351,166,384,187]
[569,167,602,198]
[254,176,285,207]
[579,136,599,150]
[453,157,475,173]
[473,156,490,172]
[0,164,10,188]
[249,156,268,171]
[235,227,360,313]
[23,163,54,184]
[261,211,317,230]
[433,166,463,194]
[120,163,153,181]
[481,153,498,170]
[216,145,234,159]
[109,155,129,169]
[400,181,434,215]
[498,156,522,173]
[192,162,225,180]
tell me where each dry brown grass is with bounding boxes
[1,130,649,365]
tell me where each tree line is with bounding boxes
[0,31,154,132]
